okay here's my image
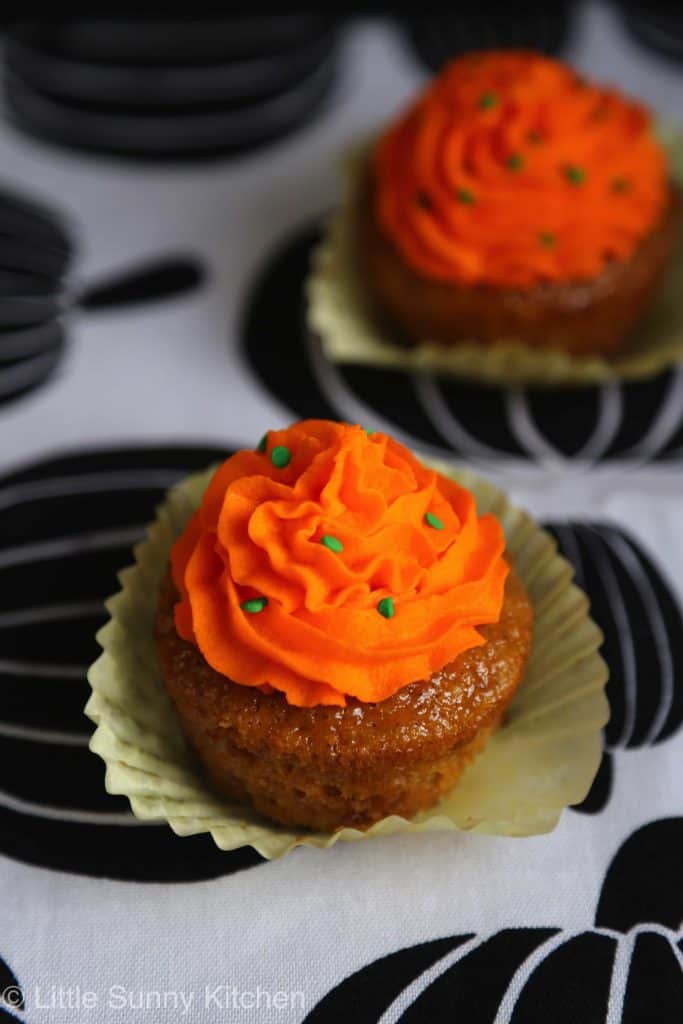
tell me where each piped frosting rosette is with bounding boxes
[374,50,669,289]
[171,420,508,707]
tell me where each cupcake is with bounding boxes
[362,50,680,357]
[155,419,533,832]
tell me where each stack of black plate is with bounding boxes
[0,188,71,406]
[400,2,573,72]
[3,16,340,160]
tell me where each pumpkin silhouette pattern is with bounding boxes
[0,182,203,409]
[546,522,683,813]
[0,954,24,1022]
[0,445,264,881]
[400,5,572,72]
[242,224,683,464]
[4,18,340,160]
[304,817,683,1022]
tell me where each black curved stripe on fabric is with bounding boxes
[608,524,683,744]
[0,608,106,664]
[525,386,603,457]
[0,446,230,486]
[432,377,526,456]
[399,928,559,1024]
[622,932,683,1023]
[0,802,263,881]
[552,520,679,752]
[595,818,683,932]
[587,523,673,749]
[0,675,92,733]
[0,267,57,296]
[570,751,612,815]
[240,222,339,422]
[0,490,167,545]
[609,369,683,460]
[547,522,626,748]
[0,956,23,1012]
[302,935,473,1024]
[0,545,137,613]
[0,735,129,812]
[79,257,204,310]
[510,932,615,1023]
[0,321,64,365]
[0,236,70,278]
[340,364,449,451]
[0,188,70,248]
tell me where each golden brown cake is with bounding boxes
[364,51,680,357]
[155,420,534,831]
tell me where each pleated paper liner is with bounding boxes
[307,128,683,388]
[85,460,609,859]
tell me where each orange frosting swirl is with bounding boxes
[374,50,669,288]
[170,420,508,707]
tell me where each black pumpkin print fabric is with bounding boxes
[0,445,264,881]
[547,522,683,813]
[4,17,340,160]
[242,223,683,465]
[0,187,71,408]
[0,182,204,409]
[304,818,683,1023]
[0,954,24,1021]
[400,2,572,71]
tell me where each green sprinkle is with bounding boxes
[365,429,375,436]
[478,90,498,110]
[538,231,556,248]
[377,597,395,619]
[321,534,344,553]
[611,176,630,194]
[271,445,291,468]
[256,432,268,453]
[528,131,543,145]
[456,188,475,205]
[241,597,268,614]
[564,165,586,186]
[424,511,444,530]
[506,152,524,171]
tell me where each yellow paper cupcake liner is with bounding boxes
[85,459,609,858]
[307,127,683,388]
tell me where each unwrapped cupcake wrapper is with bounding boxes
[86,460,609,858]
[307,126,683,388]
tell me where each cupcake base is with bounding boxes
[155,566,533,832]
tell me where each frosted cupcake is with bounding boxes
[155,419,533,831]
